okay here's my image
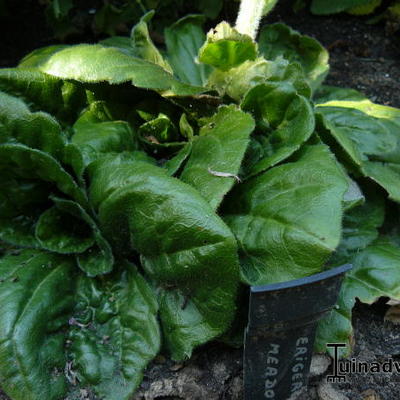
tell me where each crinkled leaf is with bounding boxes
[35,44,205,96]
[66,115,137,177]
[317,107,395,165]
[0,68,85,123]
[180,105,255,209]
[331,191,385,265]
[165,15,211,86]
[138,113,179,144]
[0,144,87,207]
[0,216,40,248]
[240,82,315,177]
[130,11,173,73]
[267,58,312,98]
[199,22,257,71]
[67,262,160,400]
[207,57,311,101]
[207,58,270,101]
[0,175,51,247]
[317,102,400,202]
[49,197,114,276]
[74,101,114,125]
[316,239,400,356]
[0,250,160,400]
[0,91,65,160]
[88,159,239,360]
[0,250,76,400]
[35,206,95,254]
[223,145,348,285]
[259,23,329,91]
[0,142,87,247]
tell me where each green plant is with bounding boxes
[310,0,382,15]
[1,0,400,398]
[309,0,400,24]
[44,0,226,39]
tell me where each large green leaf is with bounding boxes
[67,262,160,400]
[0,176,50,247]
[99,36,136,56]
[316,239,400,356]
[0,91,65,160]
[318,98,400,128]
[199,22,257,71]
[313,85,367,104]
[0,250,76,400]
[0,144,87,246]
[48,197,114,277]
[207,57,311,101]
[0,68,85,123]
[0,144,87,206]
[89,159,239,360]
[223,145,348,285]
[0,250,160,400]
[317,101,400,202]
[240,82,315,177]
[18,45,68,68]
[330,190,385,265]
[180,105,255,209]
[165,15,211,86]
[130,11,173,73]
[259,23,329,91]
[66,112,137,177]
[267,58,311,99]
[207,58,270,100]
[35,44,205,96]
[35,206,95,254]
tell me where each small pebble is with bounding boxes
[317,382,349,400]
[310,354,331,377]
[169,363,184,372]
[361,389,381,400]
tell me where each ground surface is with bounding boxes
[0,0,399,399]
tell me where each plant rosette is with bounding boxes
[1,0,400,399]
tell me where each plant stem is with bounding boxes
[235,0,277,39]
[235,0,265,39]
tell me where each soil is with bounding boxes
[130,300,400,400]
[267,1,400,108]
[0,0,400,399]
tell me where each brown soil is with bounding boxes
[0,0,400,399]
[130,301,400,400]
[267,0,400,108]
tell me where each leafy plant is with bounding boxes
[1,0,400,398]
[309,0,400,31]
[44,0,226,39]
[310,0,383,15]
